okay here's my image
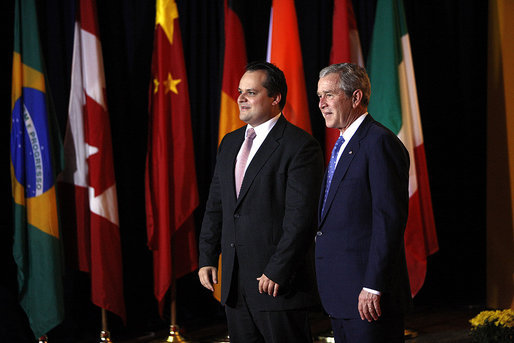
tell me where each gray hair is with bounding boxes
[319,63,371,106]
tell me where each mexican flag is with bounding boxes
[367,0,439,297]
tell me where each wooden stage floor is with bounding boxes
[109,304,480,343]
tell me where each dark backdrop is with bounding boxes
[1,0,487,341]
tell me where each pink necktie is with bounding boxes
[235,128,256,197]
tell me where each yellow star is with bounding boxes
[153,78,160,94]
[155,0,178,44]
[163,73,181,94]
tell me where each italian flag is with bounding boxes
[367,0,438,297]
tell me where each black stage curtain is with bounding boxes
[1,0,487,341]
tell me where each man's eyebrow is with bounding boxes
[317,89,340,95]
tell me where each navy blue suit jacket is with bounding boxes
[315,114,412,319]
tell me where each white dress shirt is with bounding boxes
[236,113,281,175]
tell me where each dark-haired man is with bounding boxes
[198,61,324,343]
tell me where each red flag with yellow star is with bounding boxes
[145,0,199,314]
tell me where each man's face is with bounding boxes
[238,70,277,127]
[317,73,355,132]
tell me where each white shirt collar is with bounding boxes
[238,113,281,173]
[246,112,281,137]
[335,113,368,164]
[341,112,368,142]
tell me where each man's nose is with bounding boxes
[319,96,326,108]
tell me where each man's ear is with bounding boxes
[352,89,363,108]
[272,93,282,106]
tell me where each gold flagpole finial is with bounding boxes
[99,330,113,342]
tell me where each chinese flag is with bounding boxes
[145,0,199,313]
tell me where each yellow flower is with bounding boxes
[470,309,514,328]
[497,309,514,327]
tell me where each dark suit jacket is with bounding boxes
[199,115,324,311]
[315,115,412,319]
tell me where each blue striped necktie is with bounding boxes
[322,135,345,214]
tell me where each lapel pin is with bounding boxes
[348,151,353,154]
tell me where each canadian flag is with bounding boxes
[60,0,126,321]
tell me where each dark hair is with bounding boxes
[245,61,287,111]
[319,63,371,107]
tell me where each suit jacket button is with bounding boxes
[316,231,323,236]
[230,243,235,248]
[234,213,240,219]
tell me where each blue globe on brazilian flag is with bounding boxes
[11,88,54,198]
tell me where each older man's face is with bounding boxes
[317,73,357,133]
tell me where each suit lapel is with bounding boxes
[235,116,286,207]
[319,115,374,225]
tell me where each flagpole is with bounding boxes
[171,283,177,327]
[165,280,187,342]
[98,308,113,342]
[155,262,191,342]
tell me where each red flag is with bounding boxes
[325,0,364,163]
[60,0,125,321]
[212,0,248,302]
[267,0,312,133]
[145,0,199,314]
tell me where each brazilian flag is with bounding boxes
[10,0,65,338]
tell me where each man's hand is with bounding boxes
[358,289,381,322]
[257,274,280,297]
[198,266,218,292]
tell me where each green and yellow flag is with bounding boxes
[10,0,65,338]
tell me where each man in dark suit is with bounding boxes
[198,61,324,343]
[315,63,412,343]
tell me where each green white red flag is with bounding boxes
[367,0,439,297]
